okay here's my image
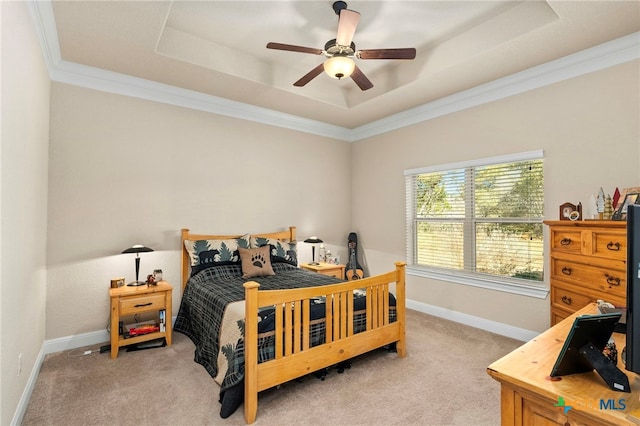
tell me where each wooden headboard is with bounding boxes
[180,226,296,293]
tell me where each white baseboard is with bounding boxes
[406,298,539,342]
[42,329,110,354]
[11,347,46,426]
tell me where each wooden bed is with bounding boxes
[179,226,407,424]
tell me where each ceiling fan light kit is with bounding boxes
[266,1,416,91]
[324,56,355,79]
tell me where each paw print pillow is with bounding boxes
[239,246,275,278]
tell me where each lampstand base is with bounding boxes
[126,281,147,287]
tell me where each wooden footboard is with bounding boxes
[243,262,407,424]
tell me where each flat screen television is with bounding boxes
[625,204,640,374]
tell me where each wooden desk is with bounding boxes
[487,303,640,425]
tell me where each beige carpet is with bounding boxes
[22,309,522,425]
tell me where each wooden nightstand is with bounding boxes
[300,262,345,280]
[109,281,172,359]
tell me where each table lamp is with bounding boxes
[122,244,154,286]
[304,236,323,265]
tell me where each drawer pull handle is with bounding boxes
[561,296,572,305]
[561,267,572,275]
[134,302,153,308]
[605,274,621,286]
[560,238,572,246]
[607,242,621,251]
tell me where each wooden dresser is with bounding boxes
[487,303,640,425]
[544,220,627,326]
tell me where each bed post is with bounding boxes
[243,280,260,424]
[181,229,191,293]
[394,261,407,357]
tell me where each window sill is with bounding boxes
[407,266,549,299]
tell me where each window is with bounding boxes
[405,150,545,297]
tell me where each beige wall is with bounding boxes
[46,83,352,339]
[1,2,51,424]
[352,60,640,333]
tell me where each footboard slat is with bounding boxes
[284,301,293,356]
[325,299,333,344]
[274,305,283,359]
[243,262,407,424]
[302,299,310,351]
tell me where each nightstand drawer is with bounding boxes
[120,293,166,315]
[321,269,343,279]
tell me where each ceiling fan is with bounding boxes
[266,1,416,91]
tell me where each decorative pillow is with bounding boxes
[250,237,297,265]
[239,246,275,278]
[184,234,251,275]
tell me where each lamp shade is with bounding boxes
[304,237,323,244]
[323,56,355,80]
[122,244,154,254]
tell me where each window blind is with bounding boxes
[405,151,544,288]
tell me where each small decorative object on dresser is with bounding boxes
[559,202,581,221]
[326,255,340,265]
[612,187,640,220]
[110,277,125,288]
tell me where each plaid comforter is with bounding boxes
[174,263,396,418]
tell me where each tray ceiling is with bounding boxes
[41,1,640,130]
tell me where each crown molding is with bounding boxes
[349,32,640,141]
[28,1,639,142]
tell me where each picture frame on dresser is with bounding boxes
[559,202,581,221]
[612,189,640,220]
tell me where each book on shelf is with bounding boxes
[159,309,166,332]
[125,321,159,337]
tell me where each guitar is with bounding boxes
[345,232,364,280]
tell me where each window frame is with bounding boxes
[404,150,548,299]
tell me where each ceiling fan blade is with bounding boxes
[358,48,417,60]
[266,42,323,55]
[293,63,325,87]
[336,9,360,47]
[351,66,373,91]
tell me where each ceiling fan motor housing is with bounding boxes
[324,39,356,56]
[332,1,348,15]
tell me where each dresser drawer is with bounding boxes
[550,258,626,298]
[551,283,595,313]
[120,293,166,315]
[552,281,626,312]
[590,230,626,261]
[549,228,582,255]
